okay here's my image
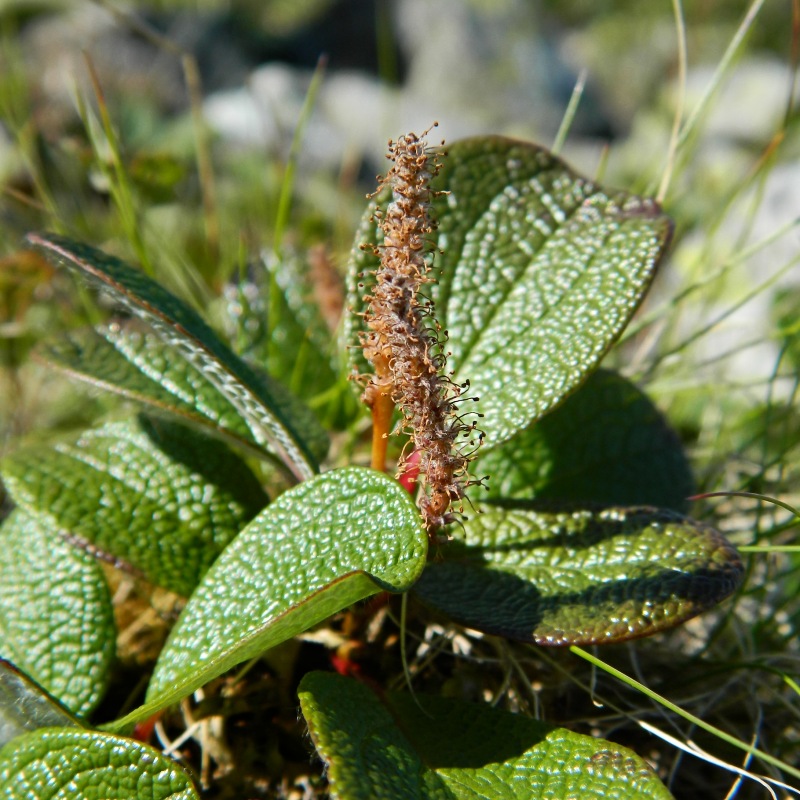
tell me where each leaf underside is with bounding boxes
[0,661,81,751]
[414,504,743,645]
[299,671,674,800]
[347,136,673,448]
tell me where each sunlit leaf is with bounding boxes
[1,416,266,596]
[0,510,114,716]
[113,467,426,728]
[300,671,674,799]
[26,232,325,480]
[347,136,672,448]
[0,728,198,799]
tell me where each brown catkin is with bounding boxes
[359,125,482,535]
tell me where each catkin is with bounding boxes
[359,126,482,534]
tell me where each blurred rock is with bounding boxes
[679,56,799,144]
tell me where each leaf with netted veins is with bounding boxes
[475,369,695,513]
[26,232,325,481]
[36,324,328,464]
[1,416,267,597]
[111,468,426,729]
[414,504,743,645]
[0,510,115,717]
[0,728,198,800]
[299,671,675,800]
[347,136,672,448]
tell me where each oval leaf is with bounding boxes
[414,504,743,644]
[347,136,672,447]
[1,416,267,597]
[119,467,426,727]
[299,671,674,800]
[0,510,115,716]
[26,232,325,480]
[0,660,81,750]
[476,369,695,513]
[0,728,198,800]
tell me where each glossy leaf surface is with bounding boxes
[121,468,426,727]
[414,504,743,644]
[347,136,672,448]
[1,416,266,597]
[0,661,80,750]
[299,671,674,799]
[0,511,114,716]
[476,369,695,513]
[37,325,269,458]
[26,232,324,480]
[0,728,198,800]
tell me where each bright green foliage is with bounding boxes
[0,728,198,800]
[348,136,672,447]
[0,661,81,750]
[0,134,749,795]
[120,467,427,727]
[299,671,675,799]
[37,325,279,460]
[0,511,114,716]
[414,504,742,644]
[26,232,326,481]
[475,368,695,512]
[1,416,266,596]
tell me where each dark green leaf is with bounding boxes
[0,660,81,750]
[347,136,672,448]
[0,728,198,799]
[476,369,695,513]
[1,416,267,596]
[299,671,675,800]
[414,504,743,644]
[26,233,325,480]
[114,467,426,728]
[0,510,114,716]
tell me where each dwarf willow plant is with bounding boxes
[0,132,744,799]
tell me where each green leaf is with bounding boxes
[475,369,695,513]
[0,660,81,750]
[1,416,267,597]
[347,136,672,447]
[299,671,675,800]
[0,728,198,800]
[414,505,743,644]
[0,510,115,716]
[26,232,325,481]
[115,467,426,728]
[36,324,329,464]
